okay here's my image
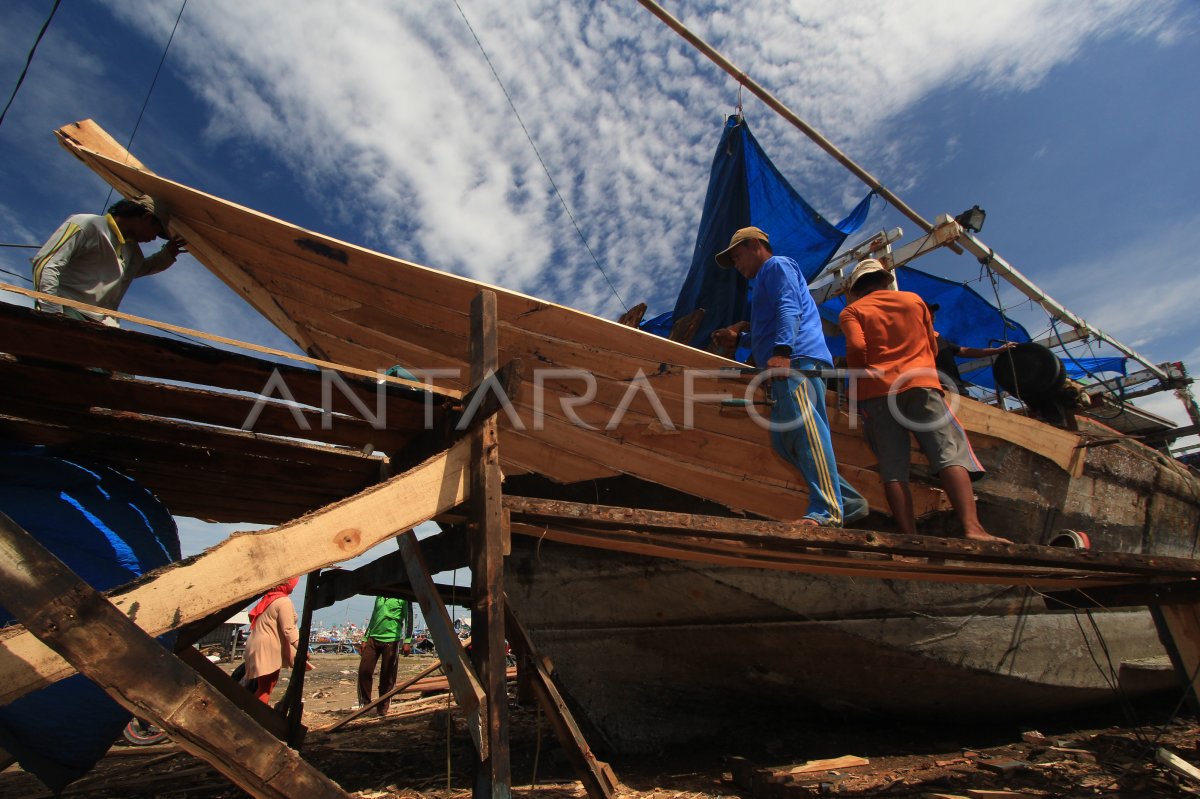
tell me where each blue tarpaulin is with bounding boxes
[658,116,1115,392]
[664,116,874,348]
[0,448,180,792]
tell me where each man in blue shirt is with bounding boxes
[712,226,868,527]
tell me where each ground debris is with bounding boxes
[1,654,1197,799]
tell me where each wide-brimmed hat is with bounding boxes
[845,258,896,295]
[715,226,769,268]
[132,194,169,231]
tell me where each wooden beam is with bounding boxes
[505,602,618,799]
[310,529,469,610]
[281,570,320,747]
[175,645,290,741]
[0,511,350,799]
[0,282,448,399]
[502,496,1200,578]
[0,438,473,708]
[469,291,511,799]
[1151,603,1200,715]
[396,530,488,758]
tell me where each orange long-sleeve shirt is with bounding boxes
[838,289,943,401]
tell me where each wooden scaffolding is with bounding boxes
[1,292,1200,797]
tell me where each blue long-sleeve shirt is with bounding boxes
[742,255,832,368]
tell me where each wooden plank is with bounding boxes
[503,497,1200,577]
[175,645,291,741]
[616,302,646,328]
[0,511,350,799]
[396,530,488,759]
[469,291,511,799]
[505,602,618,799]
[508,522,1136,588]
[0,357,418,450]
[1,396,382,473]
[1151,602,1200,714]
[0,437,473,708]
[0,301,446,420]
[282,570,319,747]
[0,282,447,399]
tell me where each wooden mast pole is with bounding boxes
[635,0,1171,383]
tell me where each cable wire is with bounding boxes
[451,0,628,313]
[101,0,189,211]
[0,0,62,132]
[0,267,34,284]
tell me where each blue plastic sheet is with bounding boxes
[665,117,873,348]
[0,448,180,792]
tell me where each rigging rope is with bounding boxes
[0,0,62,133]
[451,0,629,313]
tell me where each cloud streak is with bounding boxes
[101,0,1178,322]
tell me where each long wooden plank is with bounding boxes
[503,497,1200,576]
[396,530,488,759]
[0,511,349,799]
[508,522,1137,588]
[176,645,291,741]
[0,357,417,449]
[0,436,473,708]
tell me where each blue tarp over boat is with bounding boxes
[647,116,873,349]
[650,117,1120,389]
[0,448,180,792]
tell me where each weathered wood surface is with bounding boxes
[396,530,488,759]
[469,290,512,799]
[1152,602,1200,713]
[0,511,349,799]
[504,496,1200,580]
[175,645,291,741]
[0,438,472,708]
[505,603,619,799]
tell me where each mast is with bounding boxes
[636,0,1171,384]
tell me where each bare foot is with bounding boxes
[797,518,821,527]
[964,529,1010,543]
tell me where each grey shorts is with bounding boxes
[859,387,984,482]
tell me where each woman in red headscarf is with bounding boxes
[242,577,302,704]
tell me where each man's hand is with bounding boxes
[765,355,792,373]
[162,235,188,258]
[711,326,739,350]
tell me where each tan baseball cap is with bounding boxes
[715,226,769,268]
[846,258,896,294]
[132,194,169,232]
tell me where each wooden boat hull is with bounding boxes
[505,538,1173,752]
[50,120,1200,753]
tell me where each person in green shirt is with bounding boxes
[356,596,408,715]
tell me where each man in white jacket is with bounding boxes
[31,194,184,326]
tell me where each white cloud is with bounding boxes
[100,0,1180,321]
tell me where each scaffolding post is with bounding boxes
[469,289,512,799]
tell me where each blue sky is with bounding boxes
[2,0,1198,623]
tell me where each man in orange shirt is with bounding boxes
[838,259,1007,542]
